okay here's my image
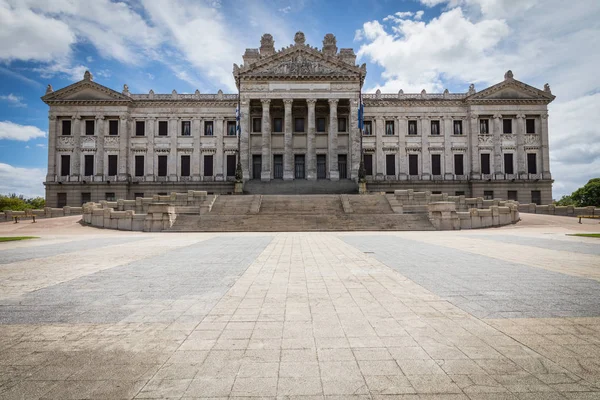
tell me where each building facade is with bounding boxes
[43,32,554,207]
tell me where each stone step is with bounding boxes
[259,195,344,214]
[348,194,393,214]
[244,179,358,195]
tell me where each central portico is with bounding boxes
[235,31,365,182]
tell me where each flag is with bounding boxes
[236,104,241,136]
[358,92,364,135]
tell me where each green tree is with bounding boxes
[555,178,600,207]
[0,194,46,211]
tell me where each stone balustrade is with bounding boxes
[2,207,83,221]
[518,204,599,217]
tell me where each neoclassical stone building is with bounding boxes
[43,32,554,207]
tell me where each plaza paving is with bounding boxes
[0,214,599,399]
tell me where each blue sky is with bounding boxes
[1,0,599,198]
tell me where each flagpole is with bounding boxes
[235,72,243,184]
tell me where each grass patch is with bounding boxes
[568,233,600,238]
[0,236,38,242]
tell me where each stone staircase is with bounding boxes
[243,179,358,195]
[168,194,435,232]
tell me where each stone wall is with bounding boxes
[518,204,599,217]
[428,201,520,230]
[2,207,83,221]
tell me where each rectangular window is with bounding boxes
[227,121,237,136]
[455,191,465,196]
[504,153,514,174]
[385,120,394,136]
[226,154,236,177]
[363,154,373,176]
[252,118,261,133]
[158,121,168,136]
[503,118,512,134]
[363,120,372,135]
[61,119,71,136]
[508,190,518,201]
[252,155,261,179]
[294,154,305,179]
[57,193,67,208]
[338,154,347,179]
[480,119,489,134]
[409,154,419,176]
[484,190,494,200]
[204,121,214,136]
[60,155,70,176]
[105,192,116,201]
[317,117,326,133]
[181,155,190,177]
[135,155,144,177]
[204,155,213,176]
[81,192,91,205]
[531,190,541,205]
[481,153,491,175]
[431,154,441,176]
[181,121,191,136]
[108,154,118,176]
[454,154,464,176]
[430,120,440,135]
[295,118,305,133]
[135,121,145,136]
[158,155,167,176]
[338,118,347,132]
[109,120,118,135]
[386,154,396,176]
[526,118,536,134]
[84,154,94,176]
[527,153,537,174]
[274,154,283,179]
[273,118,283,133]
[317,154,326,179]
[453,120,462,135]
[408,120,418,135]
[85,120,95,136]
[134,193,144,199]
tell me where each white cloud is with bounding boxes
[33,62,89,82]
[0,121,46,141]
[279,6,291,14]
[0,93,26,107]
[0,162,46,197]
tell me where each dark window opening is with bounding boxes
[508,190,518,201]
[363,120,372,136]
[454,154,464,175]
[453,120,462,135]
[81,192,91,205]
[430,120,440,135]
[105,192,116,201]
[363,154,373,176]
[480,119,489,134]
[181,121,191,136]
[527,153,537,174]
[204,155,213,176]
[61,155,70,176]
[385,120,394,136]
[157,155,168,177]
[531,190,541,205]
[134,193,144,199]
[85,120,95,136]
[504,153,514,174]
[181,155,190,177]
[484,190,494,200]
[84,154,94,176]
[526,119,536,134]
[158,121,168,136]
[455,191,465,196]
[317,118,326,133]
[295,118,305,133]
[294,154,305,179]
[135,121,145,136]
[252,118,261,133]
[338,118,347,133]
[273,118,283,133]
[409,154,419,176]
[226,155,236,177]
[274,154,283,179]
[227,121,237,136]
[62,119,71,136]
[408,120,418,135]
[109,120,118,135]
[338,154,347,179]
[386,154,396,175]
[135,155,144,177]
[481,153,491,175]
[204,121,214,136]
[317,155,326,179]
[57,193,67,208]
[252,155,261,179]
[108,155,118,176]
[503,118,512,134]
[431,154,441,176]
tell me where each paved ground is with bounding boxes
[0,214,599,399]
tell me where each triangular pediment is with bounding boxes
[467,78,555,103]
[42,80,131,103]
[238,46,363,78]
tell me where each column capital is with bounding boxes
[516,113,526,119]
[375,116,385,122]
[96,115,105,121]
[328,99,339,105]
[147,116,157,121]
[306,98,317,105]
[469,114,478,120]
[72,115,81,120]
[419,116,429,121]
[49,115,57,121]
[541,113,549,119]
[493,113,502,119]
[260,99,271,106]
[215,116,224,121]
[283,99,293,105]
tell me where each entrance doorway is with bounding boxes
[294,154,305,179]
[317,155,326,179]
[252,155,261,179]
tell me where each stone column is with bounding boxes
[168,117,178,181]
[349,99,360,179]
[146,117,155,180]
[469,114,480,179]
[375,116,384,179]
[240,100,250,180]
[328,99,339,180]
[192,117,201,180]
[46,115,57,181]
[72,116,81,178]
[215,117,224,181]
[516,114,526,177]
[493,114,503,176]
[118,114,129,179]
[398,116,408,179]
[96,115,105,180]
[306,99,317,180]
[420,116,431,179]
[283,99,294,180]
[541,113,551,179]
[443,116,453,179]
[260,99,271,181]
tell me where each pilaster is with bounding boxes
[168,117,178,181]
[240,100,250,180]
[349,99,360,180]
[541,113,551,179]
[469,114,480,179]
[421,116,431,180]
[516,114,526,177]
[73,116,81,178]
[192,117,201,179]
[306,99,317,180]
[261,99,271,181]
[46,115,57,181]
[118,114,129,179]
[96,115,105,180]
[443,116,453,179]
[493,114,503,176]
[283,99,294,180]
[398,116,408,179]
[215,117,224,181]
[375,116,384,179]
[328,99,339,180]
[146,117,155,179]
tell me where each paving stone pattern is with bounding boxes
[466,234,600,256]
[0,236,272,324]
[0,237,144,265]
[342,235,600,319]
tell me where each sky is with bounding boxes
[0,0,599,199]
